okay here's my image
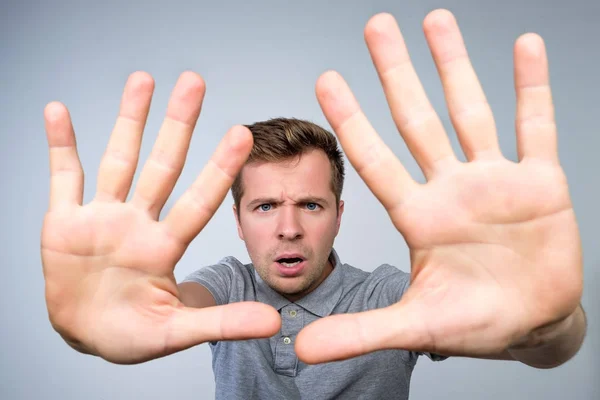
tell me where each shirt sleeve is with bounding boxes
[418,352,448,361]
[181,262,235,306]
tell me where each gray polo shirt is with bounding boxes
[183,249,446,399]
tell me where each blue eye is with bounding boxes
[306,203,319,211]
[259,204,272,212]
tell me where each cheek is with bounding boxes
[308,217,338,243]
[240,219,274,251]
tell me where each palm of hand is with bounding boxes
[295,10,582,363]
[393,159,580,356]
[42,72,280,364]
[42,203,185,363]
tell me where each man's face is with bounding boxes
[234,149,344,301]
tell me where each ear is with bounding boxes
[233,205,245,241]
[335,200,344,236]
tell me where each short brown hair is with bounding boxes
[231,117,345,212]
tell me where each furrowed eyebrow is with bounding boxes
[297,197,330,206]
[246,198,282,210]
[245,196,330,210]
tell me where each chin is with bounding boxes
[274,279,305,293]
[272,278,311,297]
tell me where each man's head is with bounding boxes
[231,118,345,301]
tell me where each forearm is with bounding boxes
[508,304,587,369]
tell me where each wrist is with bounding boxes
[507,305,586,368]
[510,309,577,351]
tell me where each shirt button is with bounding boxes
[283,337,292,345]
[289,310,297,317]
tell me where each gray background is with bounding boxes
[1,0,598,399]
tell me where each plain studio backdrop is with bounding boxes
[1,0,598,399]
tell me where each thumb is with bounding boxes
[295,303,428,364]
[166,302,281,351]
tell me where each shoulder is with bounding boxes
[181,256,256,305]
[342,262,410,288]
[340,262,411,308]
[183,256,252,281]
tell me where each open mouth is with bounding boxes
[277,257,304,268]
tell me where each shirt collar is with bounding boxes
[253,248,344,317]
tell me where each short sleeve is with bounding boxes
[417,351,448,362]
[365,264,412,308]
[181,263,235,306]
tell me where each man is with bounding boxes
[41,9,587,400]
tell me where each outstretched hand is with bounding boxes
[296,10,582,363]
[42,72,279,364]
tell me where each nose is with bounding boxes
[276,206,304,241]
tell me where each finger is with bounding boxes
[295,305,424,364]
[95,71,154,202]
[513,33,558,163]
[423,9,501,161]
[132,71,206,218]
[364,13,456,178]
[162,125,253,244]
[44,102,84,211]
[316,71,418,213]
[165,302,281,354]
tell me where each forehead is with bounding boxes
[240,150,334,202]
